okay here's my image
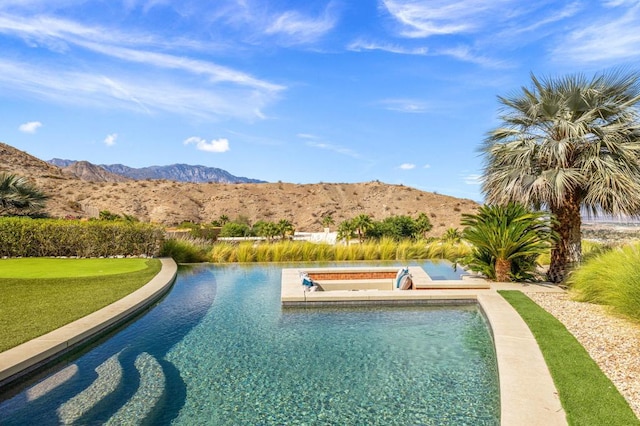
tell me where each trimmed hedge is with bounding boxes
[0,217,164,257]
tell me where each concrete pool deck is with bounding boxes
[282,266,567,425]
[0,258,177,387]
[0,261,567,425]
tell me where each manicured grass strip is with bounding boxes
[0,259,161,352]
[0,258,151,279]
[499,291,639,426]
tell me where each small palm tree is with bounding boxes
[352,214,373,243]
[276,219,294,240]
[0,173,48,216]
[483,70,640,283]
[337,219,356,244]
[441,228,462,243]
[461,203,554,282]
[321,214,334,231]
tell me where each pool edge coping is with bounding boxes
[0,257,178,387]
[477,292,567,426]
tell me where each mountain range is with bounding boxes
[48,159,265,184]
[0,141,479,233]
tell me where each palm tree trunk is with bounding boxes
[547,193,582,283]
[495,257,511,282]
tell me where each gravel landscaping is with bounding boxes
[527,291,640,419]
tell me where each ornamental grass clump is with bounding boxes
[160,236,210,263]
[569,243,640,323]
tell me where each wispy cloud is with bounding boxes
[0,58,274,119]
[378,98,429,113]
[0,13,283,119]
[104,133,118,146]
[306,140,362,159]
[423,164,431,169]
[347,39,428,55]
[399,163,415,170]
[265,6,338,45]
[18,121,42,133]
[463,173,483,185]
[381,0,511,38]
[551,3,640,63]
[184,136,230,153]
[436,45,507,68]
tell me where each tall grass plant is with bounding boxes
[163,238,470,263]
[568,243,640,323]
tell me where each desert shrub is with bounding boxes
[219,222,251,237]
[568,243,640,323]
[0,217,163,257]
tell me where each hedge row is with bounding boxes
[0,217,165,257]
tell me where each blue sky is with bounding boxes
[1,1,639,201]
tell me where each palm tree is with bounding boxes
[276,219,294,240]
[482,70,640,283]
[461,203,554,282]
[415,212,433,238]
[0,173,48,216]
[352,214,373,243]
[321,214,334,231]
[337,219,356,244]
[441,228,462,243]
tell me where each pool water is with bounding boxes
[0,262,499,425]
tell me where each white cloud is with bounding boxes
[463,174,483,185]
[0,13,284,119]
[378,99,429,113]
[399,163,416,170]
[0,58,276,119]
[381,0,512,38]
[347,39,428,55]
[552,5,640,63]
[18,121,42,133]
[265,7,337,45]
[436,45,507,68]
[296,133,320,140]
[423,164,431,169]
[184,136,230,153]
[306,140,361,159]
[104,133,117,146]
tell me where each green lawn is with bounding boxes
[0,258,151,278]
[499,290,639,426]
[0,258,162,352]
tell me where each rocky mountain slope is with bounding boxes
[49,159,265,183]
[2,142,479,234]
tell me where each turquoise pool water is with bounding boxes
[0,261,499,425]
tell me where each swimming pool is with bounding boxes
[0,261,499,425]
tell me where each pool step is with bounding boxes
[105,353,165,425]
[0,364,78,418]
[57,352,123,424]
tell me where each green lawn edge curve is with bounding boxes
[0,258,162,352]
[0,258,151,279]
[498,290,639,426]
